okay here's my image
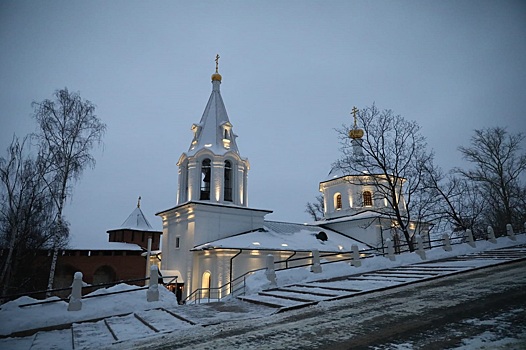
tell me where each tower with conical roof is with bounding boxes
[176,54,249,206]
[157,57,271,296]
[107,197,162,250]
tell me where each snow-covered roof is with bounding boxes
[313,210,386,225]
[186,77,241,157]
[108,206,160,233]
[192,220,371,252]
[66,241,143,251]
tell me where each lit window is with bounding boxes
[363,191,372,207]
[334,193,342,210]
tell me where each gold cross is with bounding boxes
[215,54,220,73]
[351,106,359,127]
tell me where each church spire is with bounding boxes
[187,55,240,156]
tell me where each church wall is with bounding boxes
[323,219,384,249]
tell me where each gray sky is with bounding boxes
[1,1,525,247]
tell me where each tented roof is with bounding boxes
[108,206,160,233]
[186,78,241,157]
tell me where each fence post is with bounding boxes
[68,272,83,311]
[351,244,362,267]
[465,229,476,248]
[487,226,497,244]
[311,249,322,273]
[442,233,452,251]
[147,265,159,302]
[416,235,426,260]
[506,224,516,241]
[265,254,277,287]
[385,238,395,261]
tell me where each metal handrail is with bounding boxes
[183,230,523,303]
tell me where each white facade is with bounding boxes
[157,70,272,298]
[157,66,429,300]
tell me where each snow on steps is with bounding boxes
[72,308,194,348]
[238,293,317,312]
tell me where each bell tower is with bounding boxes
[176,54,250,206]
[157,56,271,296]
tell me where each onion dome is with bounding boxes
[348,106,364,139]
[211,54,222,82]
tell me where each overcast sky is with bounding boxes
[1,1,525,247]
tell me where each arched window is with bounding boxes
[200,159,211,200]
[224,160,233,202]
[334,193,342,210]
[363,191,373,207]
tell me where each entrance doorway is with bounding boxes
[201,271,211,298]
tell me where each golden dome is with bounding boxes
[349,128,364,139]
[211,72,222,82]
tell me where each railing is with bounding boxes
[183,228,524,304]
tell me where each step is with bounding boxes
[73,319,116,348]
[104,314,157,342]
[238,294,310,309]
[259,290,327,302]
[30,328,72,350]
[281,285,344,297]
[135,309,194,332]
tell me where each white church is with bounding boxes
[156,58,429,300]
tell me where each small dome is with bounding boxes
[211,72,222,82]
[349,128,364,139]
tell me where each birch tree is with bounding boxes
[0,136,56,297]
[32,88,106,292]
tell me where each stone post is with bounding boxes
[385,238,395,261]
[68,272,83,311]
[416,235,426,260]
[506,224,516,241]
[147,265,159,302]
[465,229,476,248]
[265,254,277,287]
[442,233,452,251]
[487,226,497,244]
[351,244,361,267]
[311,249,322,273]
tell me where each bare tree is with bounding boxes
[305,194,325,221]
[32,88,106,292]
[334,104,434,251]
[457,127,526,232]
[424,164,487,239]
[0,136,57,297]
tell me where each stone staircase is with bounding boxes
[2,245,525,349]
[237,245,526,312]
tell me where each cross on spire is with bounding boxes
[351,106,359,128]
[215,54,220,73]
[137,196,141,208]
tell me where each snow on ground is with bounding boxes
[244,234,526,294]
[0,233,524,349]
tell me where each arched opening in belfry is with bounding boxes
[224,160,233,202]
[200,159,211,200]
